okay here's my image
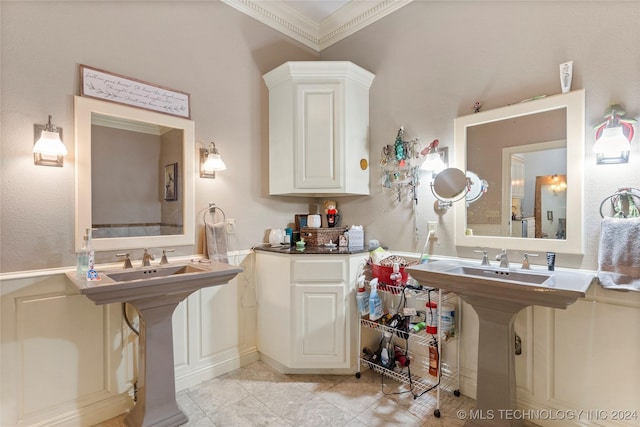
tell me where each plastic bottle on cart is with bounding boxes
[426,300,438,334]
[369,278,384,321]
[440,303,456,338]
[356,275,370,317]
[380,331,395,369]
[390,262,402,286]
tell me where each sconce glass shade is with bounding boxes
[34,115,66,167]
[203,152,226,172]
[33,130,67,156]
[421,151,446,173]
[593,126,631,164]
[200,142,226,178]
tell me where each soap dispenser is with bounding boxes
[76,228,91,277]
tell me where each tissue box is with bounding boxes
[347,226,364,249]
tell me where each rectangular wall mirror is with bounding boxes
[75,96,195,252]
[453,89,585,254]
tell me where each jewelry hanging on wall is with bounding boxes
[381,127,429,206]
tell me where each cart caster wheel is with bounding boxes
[434,409,441,418]
[355,372,361,379]
[454,389,461,397]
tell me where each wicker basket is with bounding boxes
[300,227,346,246]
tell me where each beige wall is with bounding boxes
[2,1,640,273]
[0,1,318,272]
[321,1,640,270]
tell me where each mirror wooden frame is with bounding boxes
[453,89,585,254]
[74,96,195,252]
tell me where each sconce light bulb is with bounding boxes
[421,150,445,173]
[33,130,67,156]
[593,126,631,156]
[203,152,226,172]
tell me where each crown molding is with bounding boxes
[221,0,413,52]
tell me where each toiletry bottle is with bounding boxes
[85,228,96,280]
[429,343,439,376]
[390,262,402,286]
[76,229,90,278]
[356,275,370,317]
[546,251,556,271]
[426,300,438,334]
[369,278,384,321]
[380,332,395,369]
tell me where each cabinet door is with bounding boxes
[510,154,525,199]
[292,283,346,368]
[294,83,343,190]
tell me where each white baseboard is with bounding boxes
[175,348,260,391]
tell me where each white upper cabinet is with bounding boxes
[263,62,375,196]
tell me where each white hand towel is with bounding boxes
[597,216,640,292]
[204,214,229,263]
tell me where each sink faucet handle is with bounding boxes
[116,253,133,269]
[159,249,175,265]
[474,250,491,266]
[521,253,539,270]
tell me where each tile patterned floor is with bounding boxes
[96,360,476,427]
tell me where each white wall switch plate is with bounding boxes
[225,219,236,234]
[427,221,438,239]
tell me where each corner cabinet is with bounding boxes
[263,62,375,196]
[255,251,368,373]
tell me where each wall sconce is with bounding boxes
[420,139,447,175]
[593,104,636,164]
[33,115,66,167]
[199,142,227,178]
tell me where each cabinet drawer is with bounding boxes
[292,259,345,282]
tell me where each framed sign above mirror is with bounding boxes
[80,64,191,119]
[453,89,585,254]
[75,96,195,252]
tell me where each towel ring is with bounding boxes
[599,188,640,218]
[203,202,226,225]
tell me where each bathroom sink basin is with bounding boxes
[106,264,207,282]
[407,259,594,309]
[66,261,243,305]
[444,265,552,285]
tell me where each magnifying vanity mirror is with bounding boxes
[453,89,585,254]
[432,167,467,198]
[74,96,195,252]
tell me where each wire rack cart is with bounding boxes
[356,281,461,418]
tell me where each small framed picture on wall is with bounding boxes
[164,163,178,201]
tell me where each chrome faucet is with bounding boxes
[495,249,510,268]
[142,248,155,267]
[474,249,491,266]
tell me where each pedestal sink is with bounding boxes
[407,259,594,427]
[66,260,242,427]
